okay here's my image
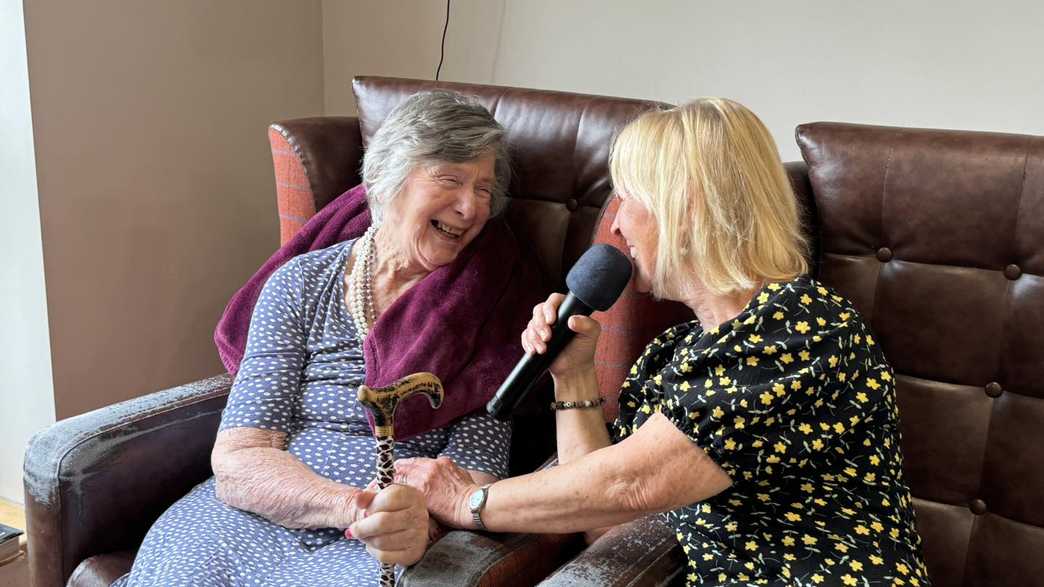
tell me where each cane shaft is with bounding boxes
[374,434,396,586]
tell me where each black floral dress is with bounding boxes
[613,276,930,586]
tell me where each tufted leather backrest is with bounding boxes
[352,76,670,290]
[797,122,1044,587]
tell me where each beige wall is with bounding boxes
[25,0,324,419]
[324,0,1044,160]
[322,0,504,115]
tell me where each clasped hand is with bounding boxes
[346,483,433,566]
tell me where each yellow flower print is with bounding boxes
[811,439,824,450]
[680,361,692,373]
[896,563,910,575]
[781,353,794,364]
[869,455,880,465]
[714,365,726,376]
[749,334,763,343]
[724,438,737,450]
[774,382,786,396]
[795,321,811,334]
[757,292,770,304]
[867,335,875,346]
[801,482,814,492]
[734,416,746,429]
[704,378,713,388]
[842,574,858,586]
[870,521,884,533]
[800,294,813,305]
[784,512,801,522]
[767,283,781,291]
[881,371,892,381]
[816,316,827,327]
[856,392,869,403]
[840,312,850,321]
[747,356,760,367]
[773,311,785,320]
[844,467,858,477]
[799,350,811,361]
[791,380,803,391]
[817,286,828,295]
[760,391,774,406]
[867,378,881,390]
[745,540,758,551]
[828,355,839,368]
[719,376,732,386]
[774,442,787,453]
[802,534,818,545]
[763,345,778,356]
[834,542,850,553]
[811,574,824,584]
[799,423,813,434]
[855,525,870,535]
[711,406,724,419]
[782,535,796,546]
[869,554,884,565]
[834,422,846,434]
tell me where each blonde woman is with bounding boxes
[392,99,932,586]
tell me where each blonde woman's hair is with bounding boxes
[609,98,808,298]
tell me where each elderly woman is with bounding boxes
[114,92,533,586]
[394,99,932,586]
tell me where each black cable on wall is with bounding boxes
[435,0,451,80]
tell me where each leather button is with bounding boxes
[876,247,893,262]
[985,382,1003,398]
[566,198,579,211]
[1004,264,1021,280]
[970,499,987,515]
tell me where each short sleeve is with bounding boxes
[219,259,307,434]
[439,411,511,479]
[662,293,877,485]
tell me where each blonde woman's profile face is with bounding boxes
[610,192,657,293]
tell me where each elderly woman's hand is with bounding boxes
[393,456,479,529]
[522,292,601,378]
[347,484,431,566]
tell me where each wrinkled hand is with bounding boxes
[346,484,430,566]
[521,293,601,379]
[394,457,478,529]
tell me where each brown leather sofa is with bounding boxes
[23,77,1044,587]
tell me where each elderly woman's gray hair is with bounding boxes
[362,91,511,223]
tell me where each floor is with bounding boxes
[0,498,29,587]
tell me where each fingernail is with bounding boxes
[345,528,354,539]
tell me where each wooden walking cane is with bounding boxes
[357,372,444,587]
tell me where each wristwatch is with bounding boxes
[467,484,492,530]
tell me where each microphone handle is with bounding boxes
[486,293,593,420]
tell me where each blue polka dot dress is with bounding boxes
[113,240,511,587]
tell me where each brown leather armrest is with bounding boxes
[401,531,585,587]
[537,515,685,586]
[23,374,231,587]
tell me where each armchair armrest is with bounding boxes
[537,515,685,586]
[269,116,364,244]
[401,531,584,587]
[23,374,232,587]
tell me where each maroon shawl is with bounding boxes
[215,184,543,440]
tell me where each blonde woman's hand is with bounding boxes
[521,293,601,379]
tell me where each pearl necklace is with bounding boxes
[348,225,379,339]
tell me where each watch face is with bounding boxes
[468,489,484,511]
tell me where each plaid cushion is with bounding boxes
[268,128,317,245]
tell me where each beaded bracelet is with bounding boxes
[550,397,606,411]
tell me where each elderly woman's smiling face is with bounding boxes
[382,151,496,272]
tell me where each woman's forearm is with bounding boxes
[480,414,731,534]
[551,368,612,464]
[212,428,362,530]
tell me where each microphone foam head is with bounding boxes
[565,244,634,311]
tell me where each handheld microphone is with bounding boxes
[486,244,633,420]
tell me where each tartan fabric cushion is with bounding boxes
[590,197,694,421]
[268,127,317,245]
